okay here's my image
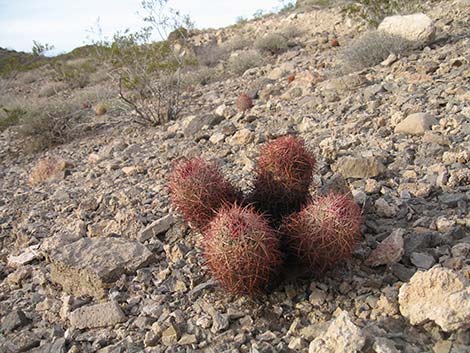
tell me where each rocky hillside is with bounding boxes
[0,1,469,352]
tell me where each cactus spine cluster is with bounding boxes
[168,135,363,295]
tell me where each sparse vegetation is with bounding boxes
[227,50,264,75]
[50,58,96,89]
[255,33,289,54]
[17,98,86,153]
[337,30,415,74]
[89,0,194,126]
[343,0,437,27]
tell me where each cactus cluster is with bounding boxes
[168,135,363,295]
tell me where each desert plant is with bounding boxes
[17,99,85,152]
[194,43,228,68]
[342,0,436,27]
[255,33,288,54]
[221,37,251,52]
[337,30,414,74]
[236,93,253,112]
[38,82,67,98]
[50,59,96,88]
[168,158,240,231]
[94,103,107,116]
[0,106,27,132]
[203,203,282,295]
[89,0,193,126]
[283,193,362,271]
[182,66,220,87]
[227,50,264,75]
[249,135,316,220]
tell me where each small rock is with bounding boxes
[366,229,405,267]
[398,266,470,331]
[410,252,435,269]
[162,324,179,346]
[378,13,435,43]
[69,301,126,329]
[309,311,365,353]
[228,128,254,145]
[373,337,400,353]
[375,198,398,218]
[1,310,30,333]
[209,132,226,144]
[178,334,197,345]
[395,113,437,136]
[7,244,40,267]
[333,156,385,179]
[139,214,175,242]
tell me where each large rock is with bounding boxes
[50,237,154,298]
[333,156,385,179]
[395,113,437,136]
[398,266,470,331]
[378,13,436,44]
[309,311,365,353]
[69,301,126,329]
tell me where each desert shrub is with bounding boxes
[90,0,194,126]
[221,37,251,52]
[194,43,228,67]
[182,66,220,86]
[227,50,264,75]
[17,99,86,152]
[337,30,415,74]
[255,33,288,54]
[0,106,27,131]
[343,0,438,27]
[38,82,67,97]
[50,59,96,89]
[279,25,303,40]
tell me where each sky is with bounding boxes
[0,0,294,55]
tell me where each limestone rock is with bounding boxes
[333,156,385,179]
[309,311,365,353]
[69,301,126,329]
[378,13,436,44]
[50,237,154,298]
[395,113,437,136]
[398,266,470,331]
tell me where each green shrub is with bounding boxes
[227,50,265,75]
[255,33,288,54]
[337,30,414,74]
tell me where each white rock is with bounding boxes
[378,13,436,44]
[7,245,40,267]
[209,132,226,144]
[309,311,365,353]
[395,113,437,136]
[228,129,254,145]
[139,214,175,242]
[398,266,470,331]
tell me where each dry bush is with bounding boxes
[255,33,288,54]
[50,58,97,89]
[227,50,265,75]
[221,37,251,52]
[337,30,415,74]
[17,98,86,153]
[182,66,220,86]
[194,43,228,67]
[29,157,70,186]
[343,0,438,27]
[38,82,67,97]
[279,25,303,40]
